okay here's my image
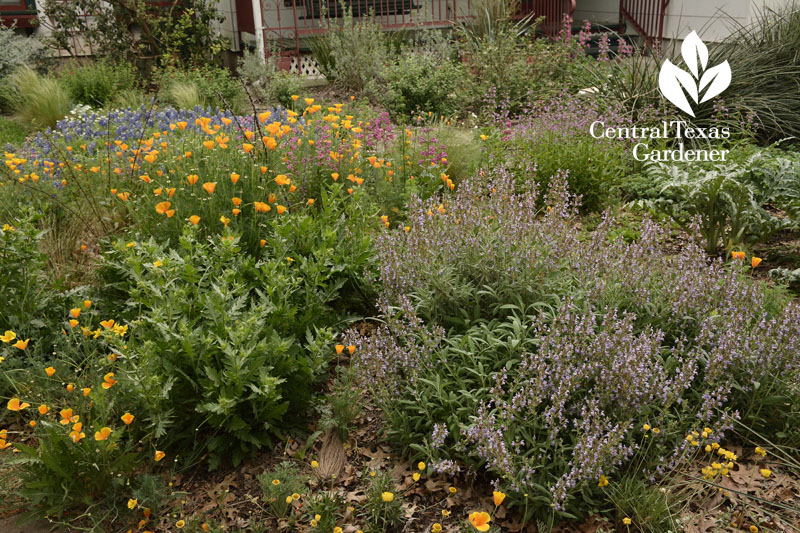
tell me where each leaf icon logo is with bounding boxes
[658,31,731,117]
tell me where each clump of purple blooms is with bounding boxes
[348,168,800,517]
[23,105,294,163]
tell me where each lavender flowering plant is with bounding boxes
[349,168,800,522]
[482,93,650,211]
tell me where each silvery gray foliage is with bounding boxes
[347,168,800,516]
[0,25,43,80]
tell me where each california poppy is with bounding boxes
[102,372,117,389]
[469,511,490,531]
[7,398,30,411]
[94,427,112,441]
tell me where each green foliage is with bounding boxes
[238,48,304,108]
[315,8,393,91]
[769,266,800,293]
[111,88,152,110]
[60,59,138,107]
[258,461,306,520]
[5,67,72,129]
[39,0,227,67]
[360,470,404,532]
[5,328,145,524]
[643,151,797,255]
[368,50,468,122]
[305,489,344,530]
[605,478,677,532]
[102,228,336,469]
[0,25,46,114]
[578,50,673,125]
[703,1,800,143]
[0,24,44,81]
[316,367,362,442]
[158,65,246,112]
[0,214,69,366]
[0,116,28,147]
[486,123,640,212]
[459,17,589,115]
[11,420,139,523]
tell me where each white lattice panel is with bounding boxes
[289,55,322,76]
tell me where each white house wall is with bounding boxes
[662,0,751,42]
[216,0,241,52]
[574,0,763,42]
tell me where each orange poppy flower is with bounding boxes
[187,174,199,186]
[189,215,201,225]
[469,512,491,531]
[7,398,30,411]
[121,412,135,425]
[59,408,78,424]
[232,197,242,207]
[94,427,112,441]
[230,172,240,184]
[13,338,29,350]
[102,372,117,389]
[254,202,270,213]
[751,256,762,268]
[155,201,172,215]
[276,205,287,214]
[274,175,290,186]
[202,182,216,195]
[154,450,166,461]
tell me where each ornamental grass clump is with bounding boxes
[350,169,800,522]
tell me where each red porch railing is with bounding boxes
[517,0,575,38]
[619,0,669,49]
[260,0,576,57]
